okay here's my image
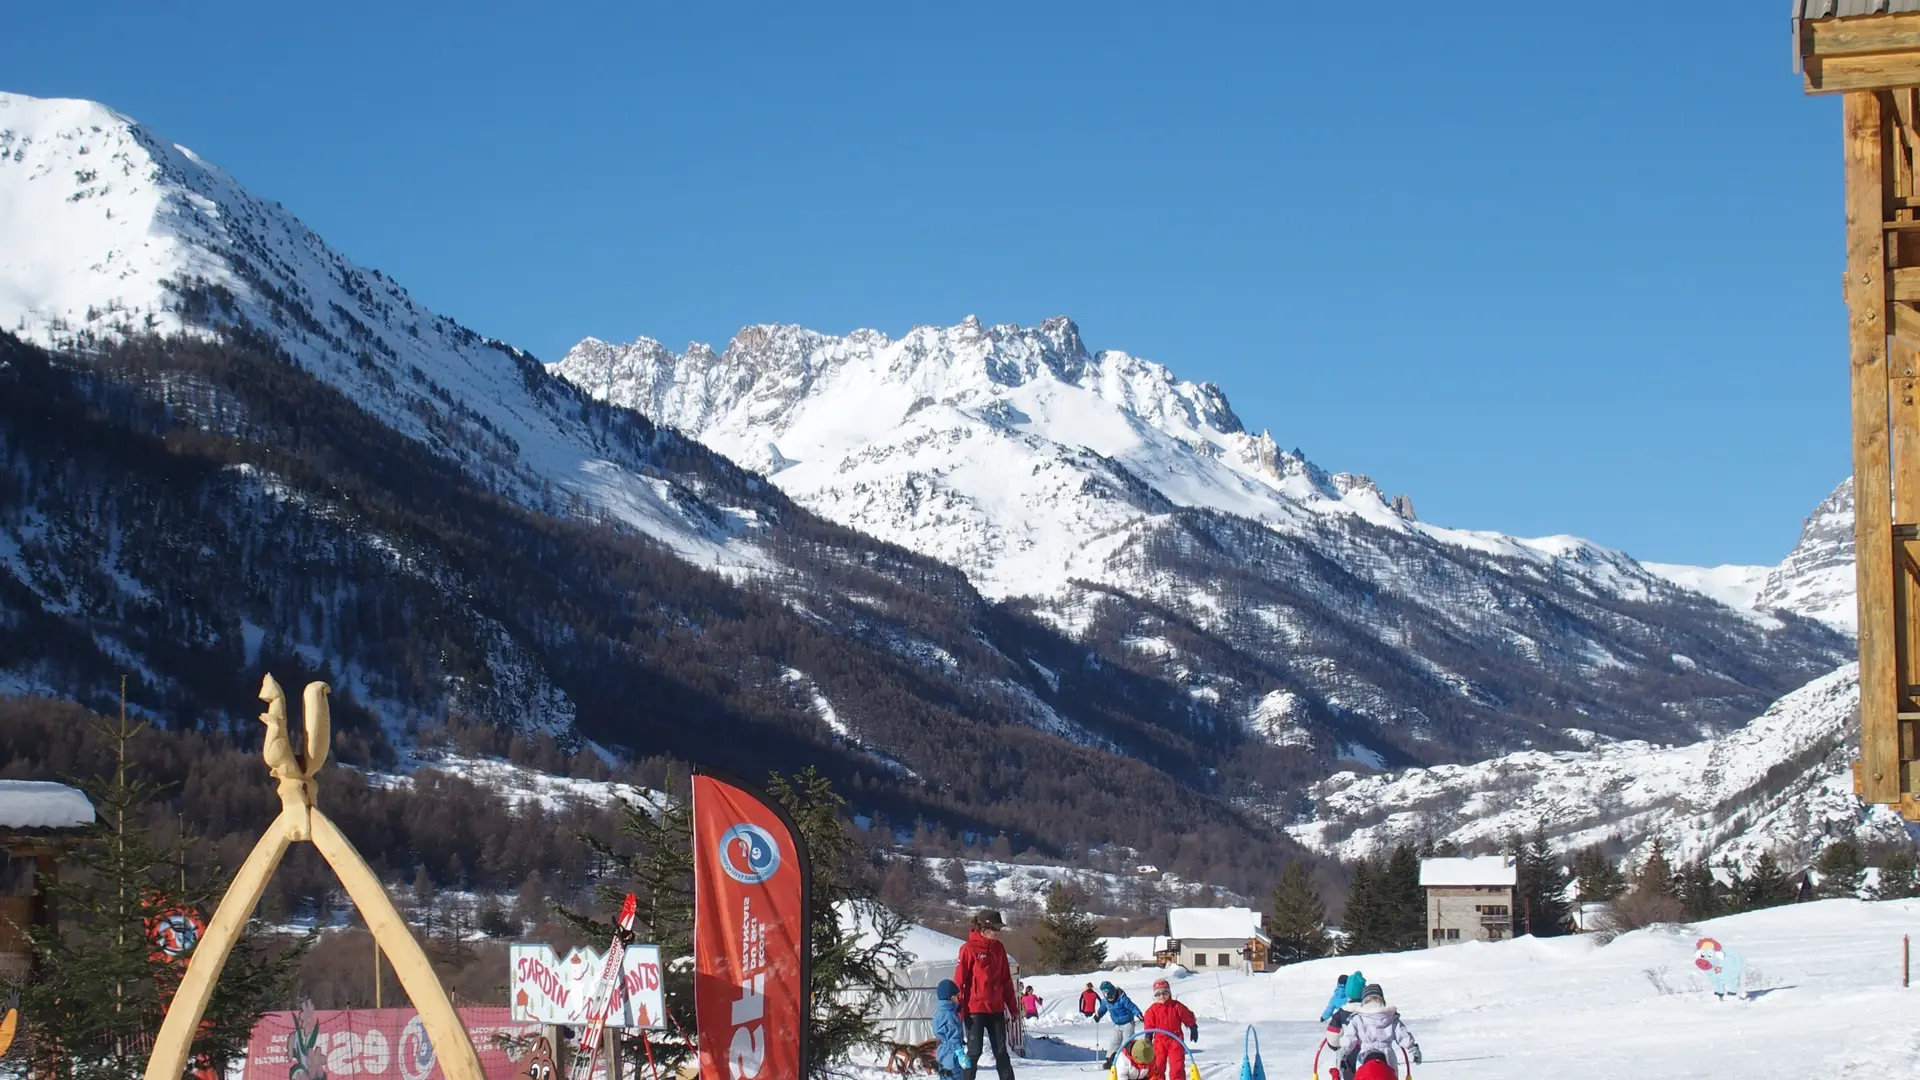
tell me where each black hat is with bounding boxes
[973,908,1006,930]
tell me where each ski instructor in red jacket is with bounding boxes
[952,908,1019,1080]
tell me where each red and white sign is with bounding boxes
[244,1007,534,1080]
[692,770,810,1080]
[509,942,665,1029]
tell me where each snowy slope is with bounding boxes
[1648,478,1856,634]
[1285,662,1909,872]
[0,92,766,568]
[1002,899,1920,1080]
[556,323,1850,760]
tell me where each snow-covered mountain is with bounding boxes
[556,324,1851,760]
[0,88,1855,801]
[0,91,768,568]
[1286,661,1909,872]
[1646,478,1856,634]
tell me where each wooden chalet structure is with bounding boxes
[1797,2,1920,818]
[0,780,94,981]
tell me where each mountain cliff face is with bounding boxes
[1647,478,1856,635]
[1755,479,1856,632]
[555,326,1851,761]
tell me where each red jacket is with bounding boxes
[952,931,1018,1016]
[1079,989,1099,1014]
[1143,999,1197,1039]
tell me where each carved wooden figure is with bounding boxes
[143,675,484,1080]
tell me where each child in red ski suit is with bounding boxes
[1140,978,1197,1080]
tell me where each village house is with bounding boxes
[1166,906,1270,972]
[1420,855,1517,947]
[0,780,95,981]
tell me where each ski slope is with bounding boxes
[987,900,1920,1079]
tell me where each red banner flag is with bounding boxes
[692,769,811,1080]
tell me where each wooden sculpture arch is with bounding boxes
[144,675,484,1080]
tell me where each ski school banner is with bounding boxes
[509,941,665,1028]
[692,769,811,1080]
[243,1006,534,1080]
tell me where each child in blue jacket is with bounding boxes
[1093,981,1145,1066]
[934,979,970,1079]
[1318,975,1351,1023]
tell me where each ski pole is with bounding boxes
[639,1033,661,1080]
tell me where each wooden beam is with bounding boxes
[1848,90,1903,806]
[1893,301,1920,348]
[1892,267,1920,301]
[1807,52,1920,95]
[1804,12,1920,59]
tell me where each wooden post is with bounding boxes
[1848,89,1903,806]
[373,934,383,1009]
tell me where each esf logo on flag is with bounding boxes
[718,823,781,884]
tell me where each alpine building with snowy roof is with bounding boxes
[1420,855,1517,947]
[1165,906,1270,972]
[0,780,95,980]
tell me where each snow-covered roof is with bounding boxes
[1097,935,1170,961]
[1419,856,1517,887]
[1167,906,1263,940]
[838,901,966,968]
[0,780,94,830]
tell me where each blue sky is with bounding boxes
[9,2,1843,566]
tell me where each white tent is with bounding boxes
[842,906,1021,1052]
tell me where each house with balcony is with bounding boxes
[1419,855,1516,947]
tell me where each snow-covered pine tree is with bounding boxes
[1267,862,1330,965]
[1033,883,1107,974]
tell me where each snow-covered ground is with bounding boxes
[989,900,1920,1079]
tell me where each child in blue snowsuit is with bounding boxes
[1320,971,1365,1023]
[1094,981,1146,1066]
[935,979,969,1079]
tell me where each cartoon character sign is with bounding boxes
[512,1036,556,1080]
[1693,937,1747,999]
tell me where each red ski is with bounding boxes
[568,892,639,1080]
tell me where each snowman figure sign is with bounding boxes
[1693,937,1747,1000]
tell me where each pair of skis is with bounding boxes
[567,893,639,1080]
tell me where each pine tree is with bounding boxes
[20,693,303,1080]
[1268,862,1330,965]
[1569,845,1625,903]
[1383,844,1427,950]
[1736,852,1795,911]
[767,768,910,1080]
[1033,884,1107,974]
[1633,837,1677,898]
[1339,859,1388,955]
[1674,858,1723,921]
[1814,839,1866,899]
[1522,830,1571,937]
[1876,846,1919,899]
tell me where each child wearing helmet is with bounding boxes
[1112,1035,1156,1080]
[1140,978,1197,1080]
